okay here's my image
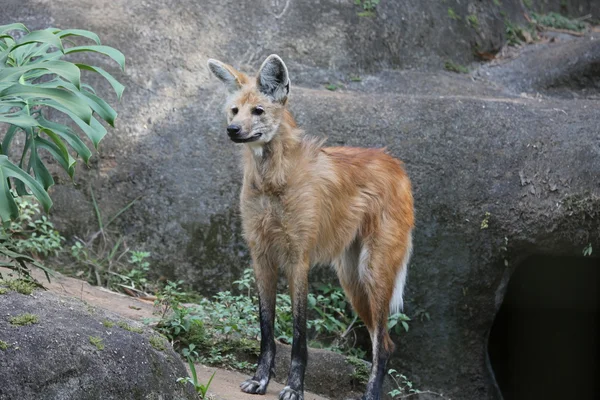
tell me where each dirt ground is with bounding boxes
[11,268,329,400]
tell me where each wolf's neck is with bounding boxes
[242,114,301,194]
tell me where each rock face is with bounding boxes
[0,289,196,400]
[2,1,600,399]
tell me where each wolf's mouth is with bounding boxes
[230,132,262,143]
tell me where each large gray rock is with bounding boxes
[0,289,196,400]
[2,1,600,400]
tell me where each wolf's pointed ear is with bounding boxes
[207,59,243,92]
[257,54,290,103]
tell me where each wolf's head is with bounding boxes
[207,55,290,146]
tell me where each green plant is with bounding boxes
[523,0,532,10]
[493,0,501,6]
[355,0,380,16]
[480,211,491,229]
[149,335,166,351]
[177,363,216,399]
[0,23,124,223]
[117,320,143,333]
[388,312,411,334]
[2,196,63,256]
[388,369,447,399]
[467,15,479,29]
[0,339,9,350]
[583,243,593,257]
[9,312,38,326]
[444,61,469,74]
[68,191,139,289]
[0,196,57,282]
[447,8,460,20]
[0,288,7,294]
[504,20,537,46]
[0,278,36,295]
[89,335,104,350]
[347,356,370,386]
[102,319,114,328]
[325,83,338,91]
[531,12,587,32]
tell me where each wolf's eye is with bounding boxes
[231,106,238,115]
[252,106,264,116]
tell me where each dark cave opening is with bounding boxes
[488,255,600,400]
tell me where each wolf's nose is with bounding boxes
[227,124,241,136]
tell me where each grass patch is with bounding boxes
[9,313,39,326]
[0,340,9,350]
[532,12,587,31]
[0,288,7,295]
[89,336,105,350]
[444,61,469,74]
[0,279,36,295]
[117,321,143,333]
[467,15,479,29]
[325,84,338,91]
[448,8,460,20]
[149,336,166,351]
[347,356,370,386]
[102,320,115,328]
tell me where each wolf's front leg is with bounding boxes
[240,257,278,395]
[279,262,309,400]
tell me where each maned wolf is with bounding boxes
[207,54,414,400]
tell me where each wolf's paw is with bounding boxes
[279,386,303,400]
[240,378,268,395]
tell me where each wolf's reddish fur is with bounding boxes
[208,55,414,400]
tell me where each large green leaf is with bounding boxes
[13,29,63,52]
[65,45,125,70]
[57,29,101,45]
[0,84,92,124]
[1,124,20,157]
[33,99,107,148]
[0,61,81,89]
[77,64,124,100]
[0,113,38,129]
[29,139,55,190]
[0,23,29,35]
[0,155,52,223]
[37,116,92,162]
[43,79,116,126]
[35,136,76,178]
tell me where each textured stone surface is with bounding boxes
[2,1,600,399]
[0,289,196,400]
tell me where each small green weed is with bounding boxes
[102,320,115,328]
[177,357,216,399]
[0,340,9,350]
[523,0,532,10]
[347,356,370,386]
[89,336,105,350]
[0,279,36,295]
[388,369,448,399]
[493,0,501,6]
[481,212,491,229]
[325,84,338,91]
[9,313,39,326]
[531,12,587,32]
[467,15,479,29]
[117,321,143,333]
[355,0,380,16]
[444,61,469,74]
[0,288,7,295]
[149,336,166,351]
[349,76,362,82]
[447,8,460,20]
[583,243,593,257]
[504,20,537,46]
